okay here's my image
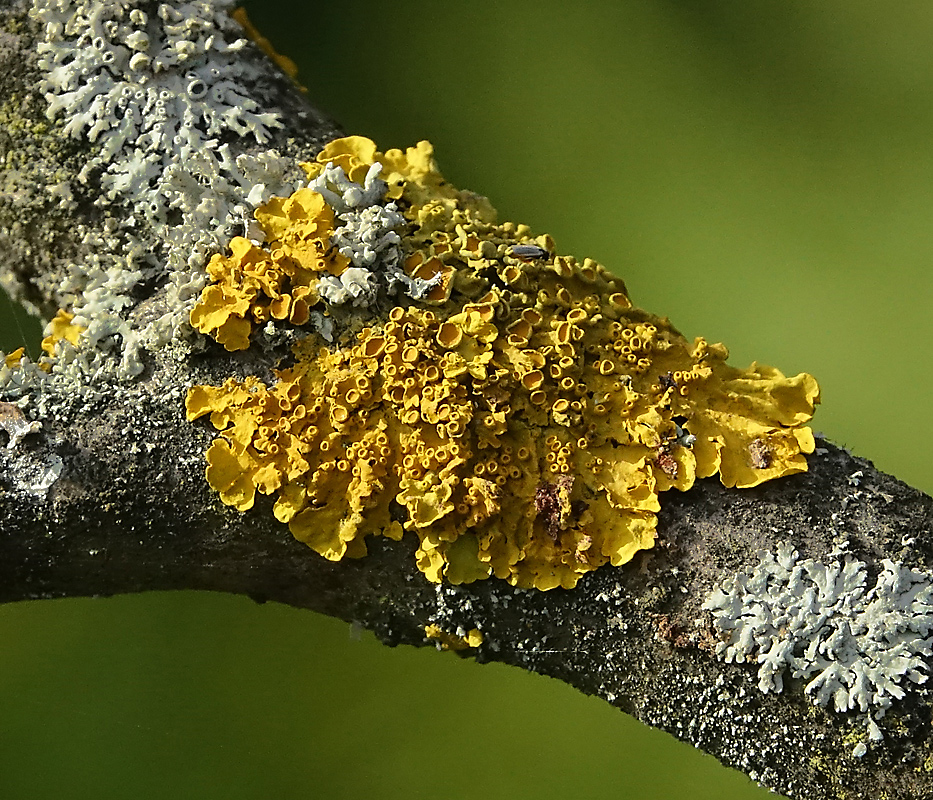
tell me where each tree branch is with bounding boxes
[2,3,932,799]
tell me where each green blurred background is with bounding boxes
[2,2,933,798]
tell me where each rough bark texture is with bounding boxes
[2,3,933,799]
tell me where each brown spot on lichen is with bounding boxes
[655,448,679,481]
[749,437,773,469]
[535,475,576,539]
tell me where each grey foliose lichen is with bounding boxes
[703,543,933,745]
[308,161,438,308]
[16,0,304,388]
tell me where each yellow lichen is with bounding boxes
[301,135,495,219]
[4,347,24,368]
[424,624,484,651]
[189,198,346,350]
[36,309,86,371]
[230,7,302,84]
[41,309,83,356]
[187,136,820,591]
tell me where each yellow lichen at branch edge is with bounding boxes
[37,309,86,372]
[4,348,24,368]
[424,624,484,651]
[230,7,302,84]
[41,309,83,356]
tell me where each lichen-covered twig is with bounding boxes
[1,2,933,798]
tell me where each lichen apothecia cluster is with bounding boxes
[185,135,820,591]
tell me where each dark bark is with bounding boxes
[2,2,933,798]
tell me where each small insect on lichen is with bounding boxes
[509,244,550,262]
